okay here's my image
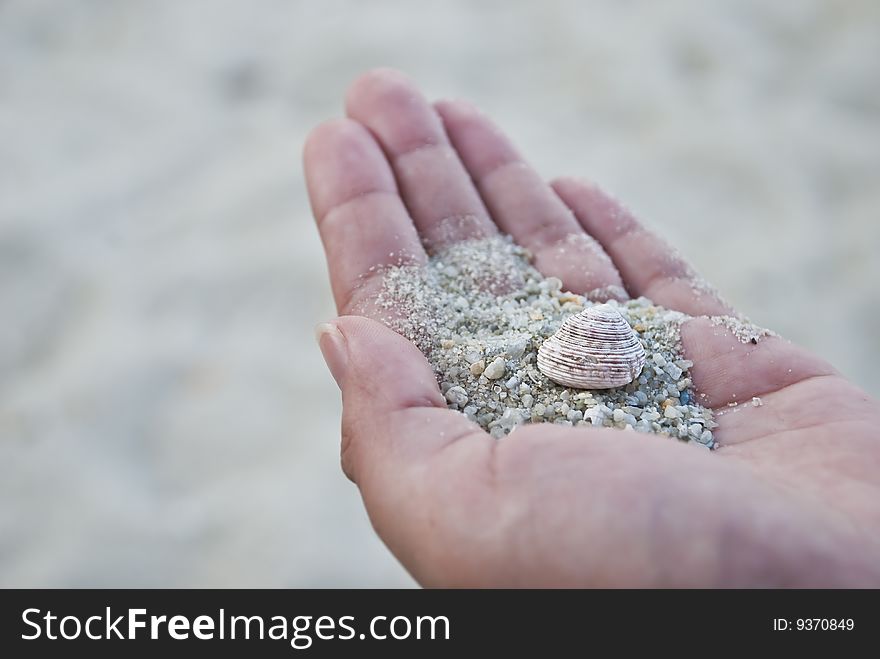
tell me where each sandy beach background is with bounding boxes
[2,0,878,586]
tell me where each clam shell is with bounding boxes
[537,304,646,389]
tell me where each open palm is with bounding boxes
[304,69,880,587]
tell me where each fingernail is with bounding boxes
[315,322,348,387]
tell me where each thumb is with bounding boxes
[315,314,485,483]
[316,316,492,582]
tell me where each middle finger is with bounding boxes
[345,69,497,251]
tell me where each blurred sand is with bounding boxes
[1,0,878,586]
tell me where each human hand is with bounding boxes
[304,69,880,587]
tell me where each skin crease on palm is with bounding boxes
[304,68,880,587]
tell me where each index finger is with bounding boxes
[304,118,426,315]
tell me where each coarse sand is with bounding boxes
[366,235,771,449]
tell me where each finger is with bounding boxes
[681,317,835,408]
[345,68,497,250]
[552,177,733,316]
[304,118,426,315]
[435,99,626,301]
[316,316,495,578]
[679,316,838,446]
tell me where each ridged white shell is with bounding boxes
[537,304,646,389]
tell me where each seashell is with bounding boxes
[537,304,646,389]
